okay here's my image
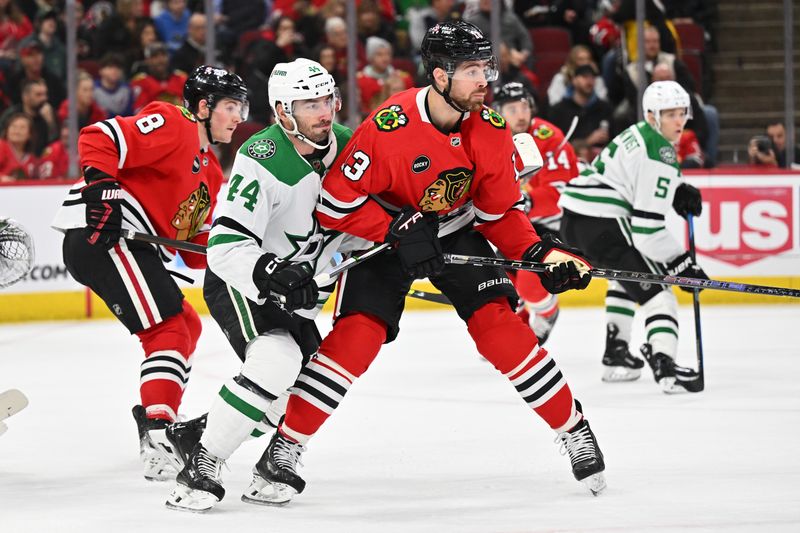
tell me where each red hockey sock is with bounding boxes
[514,270,550,303]
[281,313,387,444]
[468,299,579,431]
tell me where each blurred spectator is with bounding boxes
[663,0,718,52]
[0,112,37,181]
[216,0,269,64]
[0,78,57,156]
[547,44,608,107]
[571,138,592,164]
[58,71,107,130]
[588,0,621,57]
[676,128,704,169]
[0,0,33,67]
[547,64,613,155]
[56,0,94,60]
[170,12,206,73]
[325,16,366,73]
[357,0,396,46]
[551,0,595,48]
[408,0,461,52]
[20,9,65,80]
[497,42,541,111]
[747,135,778,168]
[94,0,149,68]
[37,122,69,180]
[315,44,344,83]
[245,15,311,123]
[356,37,414,115]
[130,42,187,112]
[130,19,160,74]
[766,122,800,169]
[292,1,327,51]
[6,40,65,108]
[94,53,135,117]
[612,0,677,59]
[154,0,190,56]
[513,0,557,27]
[466,0,532,68]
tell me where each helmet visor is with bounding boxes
[450,57,499,83]
[214,96,249,121]
[291,89,342,118]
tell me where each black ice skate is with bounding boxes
[601,324,645,382]
[166,443,225,513]
[132,405,176,481]
[165,413,207,468]
[557,401,606,495]
[531,307,560,346]
[248,431,306,505]
[640,344,703,394]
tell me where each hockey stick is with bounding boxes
[443,254,800,298]
[408,288,451,305]
[556,116,579,152]
[687,216,705,391]
[122,230,207,254]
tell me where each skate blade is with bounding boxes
[165,484,220,513]
[601,366,641,382]
[0,389,28,421]
[149,428,185,471]
[581,472,607,496]
[241,479,296,507]
[659,377,702,394]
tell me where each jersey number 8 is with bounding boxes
[135,113,166,135]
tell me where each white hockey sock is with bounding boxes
[642,290,679,356]
[605,281,635,342]
[202,377,272,460]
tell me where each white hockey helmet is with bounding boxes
[268,59,340,149]
[642,80,692,135]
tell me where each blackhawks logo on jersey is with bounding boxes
[418,167,473,212]
[373,104,408,132]
[176,105,197,122]
[171,182,211,240]
[533,124,554,140]
[480,107,506,129]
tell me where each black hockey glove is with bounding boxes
[666,252,709,293]
[253,253,319,312]
[523,233,592,294]
[81,170,122,249]
[672,182,703,219]
[385,206,444,279]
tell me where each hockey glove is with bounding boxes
[81,171,122,249]
[672,182,703,219]
[385,206,444,279]
[523,233,592,294]
[253,253,319,312]
[666,252,709,293]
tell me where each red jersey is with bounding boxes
[131,71,188,113]
[52,102,222,268]
[524,118,578,229]
[317,87,538,260]
[37,139,69,179]
[356,69,414,115]
[0,140,37,180]
[676,129,704,168]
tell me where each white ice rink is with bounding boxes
[1,304,799,533]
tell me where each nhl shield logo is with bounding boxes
[450,137,461,147]
[192,156,201,173]
[248,139,276,160]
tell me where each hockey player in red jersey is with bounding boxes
[493,81,580,345]
[257,21,606,501]
[52,65,249,481]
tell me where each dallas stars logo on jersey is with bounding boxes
[373,105,408,132]
[247,139,276,160]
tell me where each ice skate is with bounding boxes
[132,405,177,481]
[530,306,559,346]
[640,344,703,394]
[249,431,306,505]
[165,414,207,469]
[557,401,606,495]
[601,324,644,382]
[241,468,295,506]
[166,443,225,513]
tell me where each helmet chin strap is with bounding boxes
[280,114,332,151]
[432,76,469,114]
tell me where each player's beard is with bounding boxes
[300,118,332,144]
[451,88,487,112]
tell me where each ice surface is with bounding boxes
[1,305,799,532]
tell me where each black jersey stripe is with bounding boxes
[645,314,680,327]
[632,209,665,220]
[212,216,263,246]
[319,195,367,214]
[100,120,121,160]
[565,182,614,190]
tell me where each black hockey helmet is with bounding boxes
[184,65,249,120]
[493,81,536,110]
[421,21,496,80]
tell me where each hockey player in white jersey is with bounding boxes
[559,80,706,393]
[166,59,366,512]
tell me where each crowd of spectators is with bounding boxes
[0,0,739,182]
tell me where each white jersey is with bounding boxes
[559,121,685,264]
[207,123,370,320]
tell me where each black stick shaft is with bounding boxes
[688,216,705,390]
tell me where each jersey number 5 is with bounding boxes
[227,174,260,212]
[655,176,670,198]
[135,113,166,134]
[342,150,371,181]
